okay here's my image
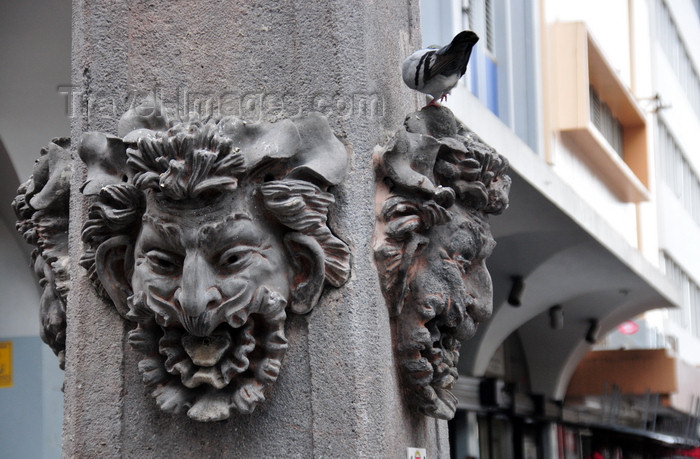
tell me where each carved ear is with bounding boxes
[94,235,134,319]
[284,233,325,314]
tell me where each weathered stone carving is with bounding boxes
[15,96,347,421]
[13,138,72,369]
[374,106,510,420]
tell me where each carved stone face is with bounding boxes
[374,105,510,420]
[131,193,291,335]
[125,190,293,420]
[77,106,351,421]
[416,213,495,341]
[13,138,71,370]
[398,211,495,418]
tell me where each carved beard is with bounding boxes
[127,287,288,421]
[398,255,487,420]
[398,292,467,420]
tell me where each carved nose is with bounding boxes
[176,253,222,317]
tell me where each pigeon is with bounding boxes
[402,31,479,106]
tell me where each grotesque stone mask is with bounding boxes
[76,98,351,421]
[374,106,510,420]
[13,139,72,369]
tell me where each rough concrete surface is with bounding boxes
[66,0,449,457]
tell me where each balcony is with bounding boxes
[551,22,649,203]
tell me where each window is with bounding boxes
[551,22,649,202]
[654,0,700,119]
[462,0,499,115]
[589,86,624,157]
[660,252,700,339]
[656,118,700,225]
[420,0,541,152]
[463,0,495,54]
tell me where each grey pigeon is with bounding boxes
[402,31,479,106]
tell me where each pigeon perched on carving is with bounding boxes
[402,31,479,106]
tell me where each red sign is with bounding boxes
[618,321,639,335]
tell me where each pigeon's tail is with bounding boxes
[435,30,480,77]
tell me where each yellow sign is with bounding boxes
[0,341,12,388]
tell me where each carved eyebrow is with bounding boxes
[142,215,183,247]
[197,212,256,248]
[199,212,252,233]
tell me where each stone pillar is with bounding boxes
[65,1,449,457]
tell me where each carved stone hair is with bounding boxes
[127,119,245,199]
[378,109,510,214]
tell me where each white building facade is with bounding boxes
[420,0,700,457]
